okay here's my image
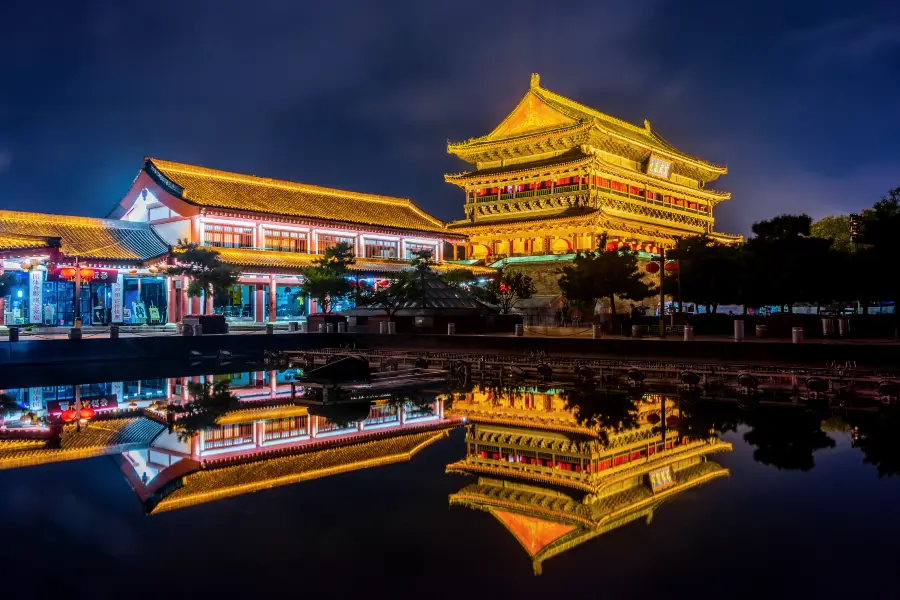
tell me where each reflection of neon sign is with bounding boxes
[647,157,671,179]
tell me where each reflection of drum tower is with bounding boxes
[446,390,731,574]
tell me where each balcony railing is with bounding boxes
[469,184,712,218]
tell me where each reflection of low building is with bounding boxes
[446,389,731,574]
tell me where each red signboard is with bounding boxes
[47,395,118,416]
[46,267,119,282]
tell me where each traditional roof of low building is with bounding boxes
[210,247,496,275]
[0,210,169,263]
[151,430,448,513]
[145,158,451,234]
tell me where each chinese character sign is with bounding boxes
[111,274,124,323]
[647,157,671,179]
[29,270,42,323]
[649,466,674,492]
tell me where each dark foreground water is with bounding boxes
[2,368,900,599]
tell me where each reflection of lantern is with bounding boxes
[645,262,660,274]
[79,406,95,420]
[664,261,678,273]
[61,408,78,422]
[647,412,661,424]
[128,401,138,409]
[60,266,76,279]
[666,415,681,428]
[79,267,94,280]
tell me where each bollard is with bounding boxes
[733,319,744,341]
[318,323,325,333]
[326,323,334,334]
[8,327,18,342]
[792,327,804,344]
[387,321,396,335]
[300,321,307,333]
[838,317,850,338]
[337,322,346,333]
[821,318,834,337]
[683,324,694,341]
[266,323,274,335]
[514,324,524,337]
[631,324,644,338]
[592,324,601,339]
[182,324,194,336]
[68,327,82,340]
[289,321,299,332]
[447,323,456,335]
[110,325,119,339]
[379,321,387,334]
[195,323,203,337]
[756,324,767,338]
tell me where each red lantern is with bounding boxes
[645,262,660,274]
[79,267,94,280]
[79,406,95,420]
[499,284,509,292]
[60,266,76,279]
[606,242,618,251]
[128,269,138,276]
[664,261,679,273]
[666,415,681,428]
[61,408,78,422]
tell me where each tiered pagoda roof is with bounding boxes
[0,210,169,264]
[447,73,727,184]
[142,158,456,235]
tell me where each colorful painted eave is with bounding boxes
[145,158,453,235]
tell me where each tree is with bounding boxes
[0,272,16,299]
[440,268,477,290]
[0,394,20,419]
[167,380,239,441]
[357,271,418,320]
[475,270,536,314]
[810,215,854,253]
[300,242,355,314]
[742,214,833,312]
[409,249,436,308]
[167,240,241,300]
[667,235,743,313]
[558,234,655,317]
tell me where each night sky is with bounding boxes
[1,0,899,235]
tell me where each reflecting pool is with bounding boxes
[1,367,899,598]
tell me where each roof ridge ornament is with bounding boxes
[643,119,652,131]
[530,73,540,89]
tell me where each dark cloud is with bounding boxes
[0,0,898,234]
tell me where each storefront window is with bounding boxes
[214,285,255,321]
[3,272,32,325]
[364,239,398,259]
[268,284,308,321]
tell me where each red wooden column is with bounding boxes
[167,278,177,323]
[268,275,277,323]
[269,370,277,399]
[254,284,264,322]
[0,297,5,325]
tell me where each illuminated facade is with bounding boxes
[446,388,731,574]
[0,158,491,326]
[445,74,740,261]
[0,375,457,514]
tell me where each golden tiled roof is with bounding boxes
[152,430,447,513]
[149,158,450,234]
[0,233,55,251]
[0,210,169,261]
[210,247,496,275]
[0,417,165,470]
[448,74,726,174]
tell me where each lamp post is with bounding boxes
[658,248,666,338]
